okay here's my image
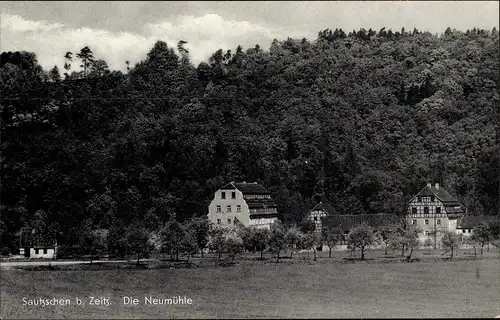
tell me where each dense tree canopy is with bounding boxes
[0,27,498,253]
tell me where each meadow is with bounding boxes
[1,254,499,319]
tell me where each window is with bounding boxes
[227,219,231,224]
[313,216,317,221]
[217,219,221,224]
[43,248,47,254]
[425,219,429,225]
[35,249,39,254]
[216,205,221,212]
[436,207,441,214]
[430,196,435,202]
[424,207,429,215]
[418,197,422,202]
[437,219,441,225]
[236,205,241,213]
[412,220,417,225]
[221,192,226,199]
[467,229,471,233]
[412,208,417,215]
[231,192,236,199]
[462,229,465,233]
[226,205,232,213]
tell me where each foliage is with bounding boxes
[1,28,499,254]
[267,221,286,262]
[347,223,376,260]
[441,231,460,259]
[322,227,343,257]
[284,227,301,258]
[127,223,150,264]
[473,221,492,254]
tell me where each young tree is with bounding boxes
[208,224,226,261]
[224,229,244,263]
[160,220,186,261]
[473,222,491,255]
[108,222,128,259]
[180,230,198,263]
[76,46,94,77]
[80,228,108,263]
[127,224,150,264]
[464,234,478,258]
[284,227,301,258]
[424,238,433,255]
[252,228,270,260]
[403,225,420,260]
[441,231,460,259]
[377,224,396,255]
[346,223,376,260]
[322,227,342,258]
[185,217,209,257]
[298,232,321,261]
[267,221,286,263]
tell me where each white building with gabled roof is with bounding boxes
[207,181,279,229]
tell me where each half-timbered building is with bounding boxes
[407,182,465,246]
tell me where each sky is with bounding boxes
[1,1,498,72]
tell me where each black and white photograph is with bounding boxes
[0,1,499,318]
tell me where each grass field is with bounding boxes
[1,256,499,319]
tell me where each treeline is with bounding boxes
[0,27,499,255]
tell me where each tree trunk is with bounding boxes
[401,245,405,257]
[176,249,179,261]
[481,243,484,255]
[313,250,317,261]
[137,254,140,265]
[329,247,332,258]
[218,250,221,261]
[407,248,413,260]
[361,247,365,260]
[260,250,263,260]
[290,251,293,258]
[201,248,204,258]
[473,246,476,258]
[276,250,280,263]
[231,255,235,263]
[450,246,454,259]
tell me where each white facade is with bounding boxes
[29,247,56,259]
[207,183,278,230]
[307,209,328,234]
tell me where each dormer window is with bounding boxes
[221,192,226,199]
[430,196,435,202]
[418,197,422,202]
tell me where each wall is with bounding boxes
[30,247,55,259]
[208,189,250,226]
[308,209,327,234]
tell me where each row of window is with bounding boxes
[417,196,436,202]
[34,248,49,254]
[412,219,442,225]
[244,195,271,199]
[221,192,236,199]
[411,207,441,214]
[216,205,241,213]
[216,218,233,225]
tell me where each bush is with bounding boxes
[1,246,11,256]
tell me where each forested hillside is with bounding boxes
[1,27,498,253]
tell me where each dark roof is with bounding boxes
[221,182,270,194]
[457,215,498,229]
[309,202,338,216]
[323,214,402,233]
[415,184,462,204]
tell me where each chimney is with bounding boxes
[427,182,431,188]
[435,183,439,190]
